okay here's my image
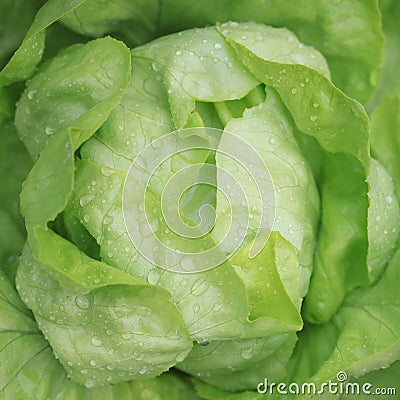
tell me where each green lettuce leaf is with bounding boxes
[0,0,39,69]
[16,229,192,387]
[0,264,197,399]
[338,360,400,399]
[192,379,263,400]
[133,26,259,128]
[286,248,400,392]
[15,36,131,159]
[367,158,400,283]
[19,36,131,231]
[370,94,400,201]
[178,333,297,392]
[214,90,320,295]
[0,120,31,280]
[367,0,400,111]
[0,0,90,88]
[176,232,301,391]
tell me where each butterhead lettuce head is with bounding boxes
[0,0,400,399]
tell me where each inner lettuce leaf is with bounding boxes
[132,26,260,128]
[65,159,302,340]
[214,90,320,296]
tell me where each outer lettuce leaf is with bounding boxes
[15,36,131,160]
[16,230,192,387]
[219,22,370,323]
[306,361,400,399]
[0,269,55,400]
[0,0,39,69]
[367,0,400,111]
[193,361,400,400]
[60,0,159,45]
[370,94,400,201]
[193,379,263,400]
[285,322,339,386]
[59,0,384,103]
[0,266,198,399]
[0,0,90,88]
[177,333,297,392]
[19,36,131,230]
[338,360,400,399]
[367,158,400,283]
[265,319,399,399]
[0,120,31,280]
[264,247,400,397]
[288,248,400,389]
